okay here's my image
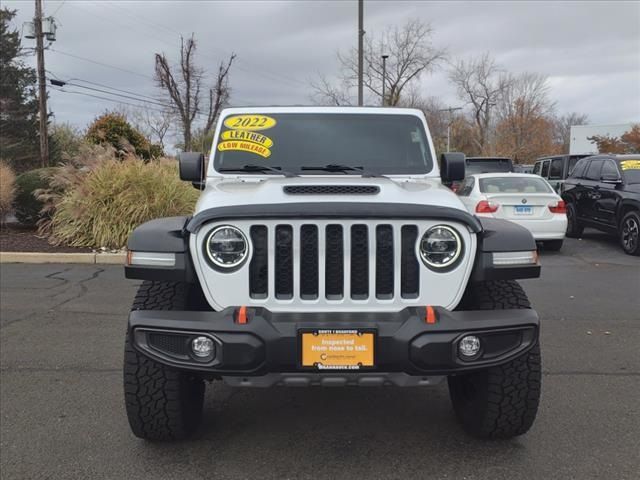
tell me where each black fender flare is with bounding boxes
[470,217,540,282]
[125,216,195,282]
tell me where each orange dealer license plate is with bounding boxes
[300,330,375,370]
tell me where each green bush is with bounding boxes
[0,160,16,222]
[85,112,154,160]
[50,122,86,165]
[13,168,55,225]
[47,158,198,248]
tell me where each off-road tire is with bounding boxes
[543,239,563,251]
[565,202,583,238]
[124,281,205,441]
[620,210,640,256]
[449,280,541,439]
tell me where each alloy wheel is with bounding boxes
[622,217,639,252]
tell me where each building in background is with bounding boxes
[570,123,635,154]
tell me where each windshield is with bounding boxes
[213,113,433,175]
[621,159,640,184]
[479,176,553,194]
[465,158,513,175]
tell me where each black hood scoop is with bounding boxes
[283,185,380,195]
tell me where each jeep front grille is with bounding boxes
[193,219,476,312]
[249,223,422,300]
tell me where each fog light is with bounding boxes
[459,335,481,358]
[191,336,215,358]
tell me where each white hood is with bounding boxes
[194,176,468,214]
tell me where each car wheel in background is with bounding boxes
[543,240,563,251]
[620,211,640,256]
[565,203,583,238]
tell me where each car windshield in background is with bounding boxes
[465,159,513,175]
[213,113,432,175]
[479,176,553,194]
[621,159,640,184]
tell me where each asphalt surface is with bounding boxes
[1,229,639,480]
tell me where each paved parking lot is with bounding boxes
[1,229,639,480]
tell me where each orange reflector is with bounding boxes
[236,306,248,324]
[425,306,437,324]
[126,250,133,265]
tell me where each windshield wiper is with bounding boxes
[218,164,298,178]
[300,164,383,178]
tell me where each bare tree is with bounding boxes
[204,54,236,133]
[553,112,589,152]
[309,74,352,106]
[494,73,559,163]
[311,19,446,106]
[130,106,173,152]
[449,53,511,153]
[155,35,201,151]
[155,35,234,151]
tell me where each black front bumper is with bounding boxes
[128,307,539,377]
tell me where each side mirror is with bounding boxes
[601,173,622,184]
[178,152,204,188]
[440,152,466,183]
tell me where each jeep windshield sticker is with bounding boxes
[620,160,640,170]
[220,130,273,148]
[223,114,276,131]
[218,140,271,158]
[218,115,276,158]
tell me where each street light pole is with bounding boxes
[357,0,364,106]
[437,106,463,152]
[381,54,388,106]
[34,0,49,167]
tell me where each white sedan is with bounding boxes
[456,173,567,251]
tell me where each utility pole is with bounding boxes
[381,54,388,106]
[34,0,49,168]
[438,106,463,152]
[357,0,364,106]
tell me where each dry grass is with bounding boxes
[0,161,17,223]
[42,153,198,249]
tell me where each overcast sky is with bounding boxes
[6,0,640,145]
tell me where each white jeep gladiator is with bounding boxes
[124,107,542,441]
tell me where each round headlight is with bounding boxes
[420,225,462,269]
[205,225,248,269]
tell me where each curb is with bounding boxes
[0,252,126,265]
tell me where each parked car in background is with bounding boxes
[457,173,567,251]
[562,154,640,256]
[514,164,534,174]
[446,157,514,191]
[533,154,590,193]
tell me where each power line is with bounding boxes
[53,80,172,109]
[49,48,155,80]
[49,0,66,17]
[97,0,307,88]
[50,86,171,114]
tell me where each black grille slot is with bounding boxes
[375,225,394,299]
[300,225,319,299]
[325,225,344,299]
[350,225,369,299]
[284,185,379,195]
[148,333,189,356]
[275,225,293,299]
[401,225,420,298]
[249,226,268,298]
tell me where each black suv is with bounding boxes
[533,154,590,192]
[562,154,640,255]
